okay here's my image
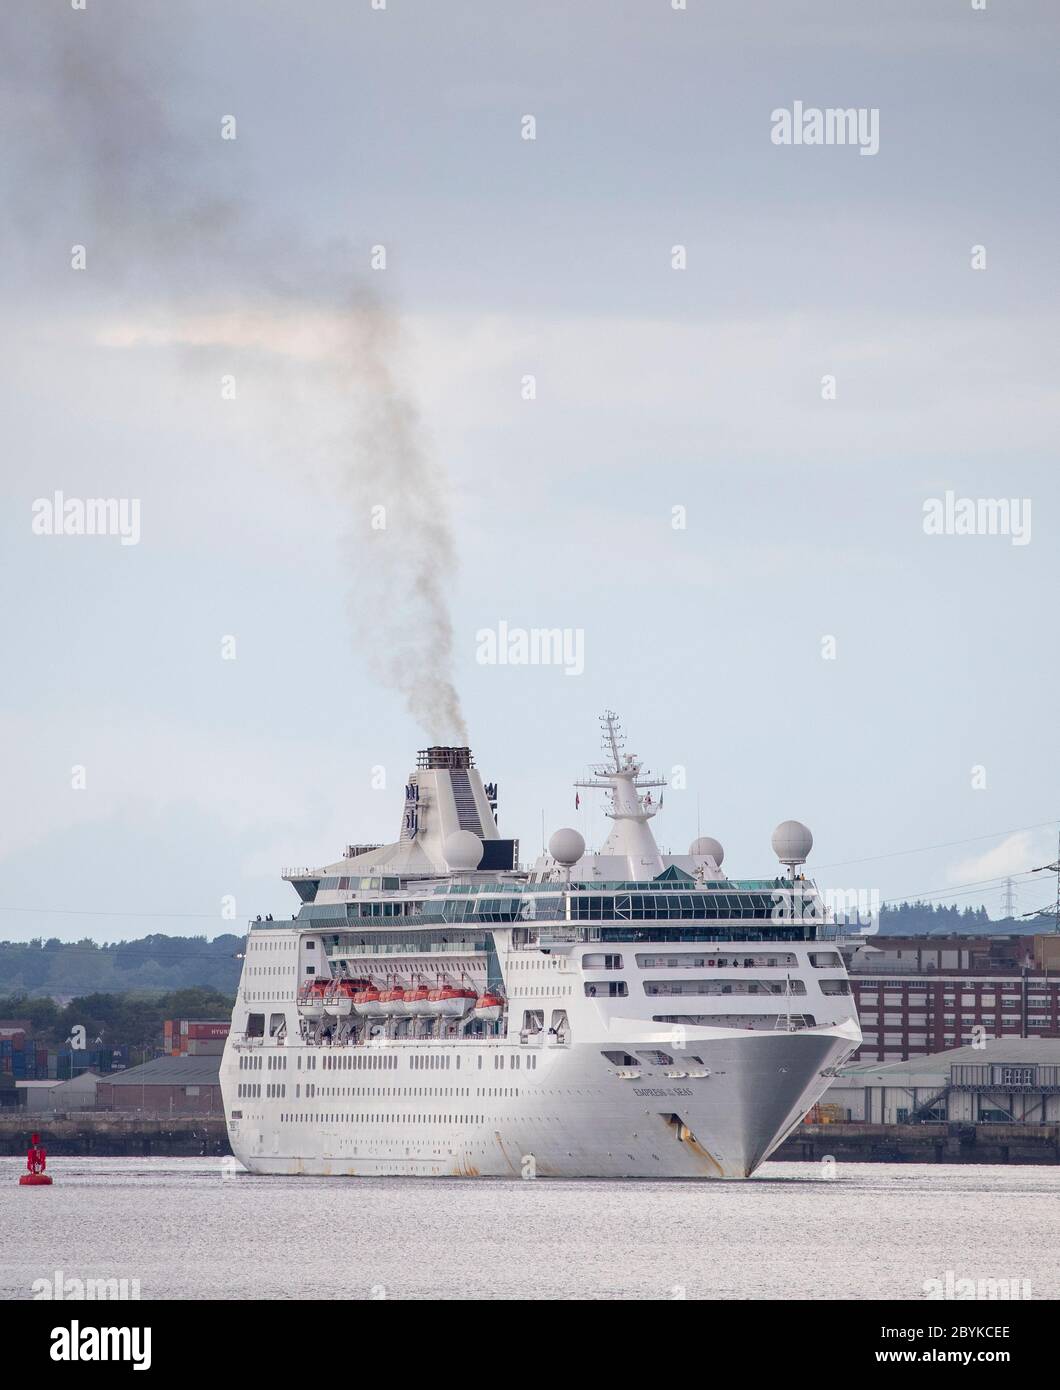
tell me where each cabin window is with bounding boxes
[636,951,798,969]
[246,1013,265,1037]
[583,981,627,997]
[643,978,806,997]
[651,1012,817,1029]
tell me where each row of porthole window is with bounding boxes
[282,1085,524,1101]
[279,1113,487,1126]
[494,1052,537,1070]
[324,1051,398,1070]
[319,1084,473,1096]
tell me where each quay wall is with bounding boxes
[2,1116,1059,1163]
[775,1121,1060,1165]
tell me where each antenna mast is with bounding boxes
[573,711,667,819]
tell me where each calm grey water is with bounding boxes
[2,1157,1057,1300]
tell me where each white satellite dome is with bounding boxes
[443,830,484,871]
[771,820,813,866]
[689,836,724,866]
[548,827,585,867]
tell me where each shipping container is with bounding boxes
[186,1022,229,1040]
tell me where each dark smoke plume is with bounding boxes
[0,2,467,743]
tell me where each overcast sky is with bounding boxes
[1,0,1057,944]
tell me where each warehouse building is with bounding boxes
[16,1071,101,1113]
[95,1055,222,1114]
[828,1037,1060,1124]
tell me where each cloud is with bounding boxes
[80,301,1060,464]
[949,831,1048,886]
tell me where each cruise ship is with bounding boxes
[221,714,861,1178]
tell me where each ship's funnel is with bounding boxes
[337,742,516,876]
[398,744,514,871]
[418,746,473,770]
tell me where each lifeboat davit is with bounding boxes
[429,984,476,1018]
[405,984,431,1016]
[380,985,407,1017]
[297,979,329,1019]
[474,991,505,1024]
[324,980,356,1017]
[353,984,384,1017]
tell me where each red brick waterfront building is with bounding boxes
[847,935,1060,1062]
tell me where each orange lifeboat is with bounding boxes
[380,985,407,1017]
[429,984,476,1018]
[454,985,477,1014]
[353,984,384,1017]
[405,984,431,1016]
[324,979,357,1018]
[474,991,504,1024]
[297,979,330,1019]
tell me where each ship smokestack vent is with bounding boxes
[417,746,474,770]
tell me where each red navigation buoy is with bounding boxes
[19,1133,52,1186]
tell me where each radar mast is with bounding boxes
[575,710,667,825]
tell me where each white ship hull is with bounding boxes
[221,1022,858,1180]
